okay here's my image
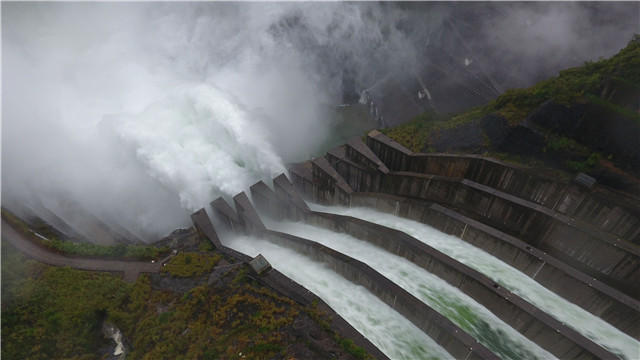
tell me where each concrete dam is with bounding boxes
[190,130,640,360]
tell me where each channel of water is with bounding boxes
[309,203,640,360]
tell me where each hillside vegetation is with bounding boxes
[383,35,640,184]
[1,237,371,360]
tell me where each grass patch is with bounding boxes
[382,109,487,152]
[48,239,168,260]
[163,252,221,277]
[382,35,640,153]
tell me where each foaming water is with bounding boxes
[263,219,555,360]
[223,235,452,360]
[310,203,640,360]
[115,85,286,211]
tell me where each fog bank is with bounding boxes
[2,2,637,242]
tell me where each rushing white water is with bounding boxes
[262,218,556,360]
[114,85,287,211]
[223,234,453,360]
[310,203,640,360]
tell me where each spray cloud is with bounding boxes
[3,2,637,242]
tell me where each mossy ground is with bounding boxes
[162,252,221,277]
[1,219,372,360]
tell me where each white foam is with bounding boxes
[264,218,555,360]
[114,85,286,211]
[310,203,640,360]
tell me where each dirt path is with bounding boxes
[2,219,161,282]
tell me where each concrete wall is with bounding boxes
[319,145,640,297]
[211,197,243,233]
[288,162,315,201]
[296,210,613,359]
[273,173,310,219]
[190,208,222,248]
[327,146,383,194]
[311,157,353,206]
[350,193,640,339]
[376,171,640,297]
[233,192,266,235]
[366,130,640,244]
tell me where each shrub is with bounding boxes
[163,252,221,277]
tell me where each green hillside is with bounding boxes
[383,35,640,184]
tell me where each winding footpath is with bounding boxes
[2,219,161,282]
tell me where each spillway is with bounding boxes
[224,234,452,360]
[309,203,640,360]
[195,130,640,360]
[261,218,555,360]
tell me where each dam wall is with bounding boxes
[210,197,243,232]
[378,171,640,296]
[349,193,640,338]
[233,192,266,235]
[190,208,223,248]
[366,130,640,244]
[316,137,640,298]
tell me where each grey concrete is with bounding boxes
[233,192,266,235]
[211,197,242,232]
[190,208,222,248]
[311,157,353,205]
[273,173,310,221]
[248,254,271,274]
[250,181,285,220]
[327,145,383,195]
[290,135,640,338]
[289,162,315,200]
[366,130,640,244]
[320,144,640,298]
[378,171,640,298]
[346,136,390,174]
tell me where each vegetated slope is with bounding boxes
[1,213,373,360]
[383,35,640,192]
